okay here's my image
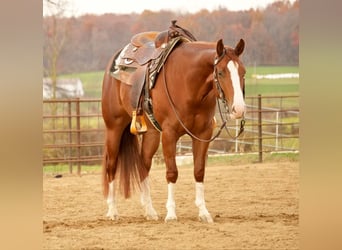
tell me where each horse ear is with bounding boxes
[216,39,224,56]
[234,39,245,56]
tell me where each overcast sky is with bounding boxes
[44,0,296,17]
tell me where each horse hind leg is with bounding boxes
[140,129,160,220]
[161,130,179,222]
[140,177,158,220]
[106,180,119,220]
[103,158,119,220]
[102,129,121,220]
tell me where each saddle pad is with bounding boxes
[116,43,164,66]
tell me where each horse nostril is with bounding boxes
[231,104,245,117]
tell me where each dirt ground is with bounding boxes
[43,161,299,250]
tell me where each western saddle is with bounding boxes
[111,20,197,134]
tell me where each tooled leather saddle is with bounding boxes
[110,20,197,134]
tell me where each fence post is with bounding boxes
[275,111,279,151]
[258,94,263,163]
[76,98,81,175]
[68,100,72,173]
[235,119,239,153]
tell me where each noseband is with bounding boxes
[213,49,245,138]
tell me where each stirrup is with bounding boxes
[130,110,147,134]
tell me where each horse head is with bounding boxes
[213,39,246,119]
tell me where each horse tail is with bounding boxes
[102,124,148,199]
[117,124,148,199]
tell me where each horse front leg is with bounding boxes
[193,139,214,223]
[140,129,160,220]
[161,130,179,222]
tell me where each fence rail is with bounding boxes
[43,95,299,173]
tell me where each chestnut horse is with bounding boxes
[101,38,246,223]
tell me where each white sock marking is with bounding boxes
[140,177,158,220]
[106,181,118,220]
[195,182,213,223]
[165,183,177,221]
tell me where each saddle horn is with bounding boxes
[169,20,197,41]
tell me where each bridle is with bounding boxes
[162,47,245,143]
[213,48,245,139]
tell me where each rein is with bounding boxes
[217,98,245,139]
[162,48,245,142]
[162,66,226,143]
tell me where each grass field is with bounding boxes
[43,152,299,174]
[245,66,299,95]
[61,66,299,98]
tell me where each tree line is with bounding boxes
[43,0,299,75]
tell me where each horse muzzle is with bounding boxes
[229,104,246,119]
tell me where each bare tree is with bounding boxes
[43,0,71,98]
[43,0,73,148]
[42,1,299,74]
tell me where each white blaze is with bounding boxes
[227,60,245,118]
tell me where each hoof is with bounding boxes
[107,214,119,220]
[198,214,214,223]
[142,205,159,221]
[145,213,159,221]
[106,211,119,221]
[164,215,178,223]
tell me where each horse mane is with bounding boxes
[185,41,236,56]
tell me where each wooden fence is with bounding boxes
[43,95,299,173]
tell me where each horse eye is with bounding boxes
[218,71,224,77]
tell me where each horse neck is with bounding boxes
[179,43,217,102]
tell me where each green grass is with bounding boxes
[246,83,298,96]
[206,152,299,166]
[245,66,299,96]
[61,71,104,98]
[246,66,299,76]
[60,66,299,98]
[43,152,299,175]
[43,165,102,175]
